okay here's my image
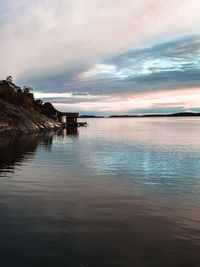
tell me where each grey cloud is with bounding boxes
[17,35,200,99]
[128,69,200,88]
[18,62,94,93]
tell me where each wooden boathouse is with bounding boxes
[57,112,87,127]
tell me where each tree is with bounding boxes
[23,86,33,94]
[34,99,43,112]
[6,75,13,83]
[42,102,57,118]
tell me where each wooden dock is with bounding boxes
[62,122,88,128]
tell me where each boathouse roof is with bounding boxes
[58,112,79,118]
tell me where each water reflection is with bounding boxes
[0,119,199,267]
[0,128,78,176]
[58,127,78,136]
[0,135,38,177]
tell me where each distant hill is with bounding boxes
[110,112,200,118]
[110,115,138,118]
[168,112,200,117]
[79,115,105,118]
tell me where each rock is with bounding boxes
[0,99,62,135]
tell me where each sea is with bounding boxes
[0,117,199,267]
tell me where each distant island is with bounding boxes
[109,112,200,118]
[79,112,200,118]
[79,115,105,118]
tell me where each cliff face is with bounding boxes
[0,99,61,135]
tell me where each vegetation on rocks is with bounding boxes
[0,76,57,118]
[0,76,61,135]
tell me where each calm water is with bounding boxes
[0,118,200,267]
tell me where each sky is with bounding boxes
[1,0,200,115]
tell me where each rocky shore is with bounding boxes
[0,99,61,136]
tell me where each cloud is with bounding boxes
[45,88,200,115]
[1,0,200,114]
[23,35,200,114]
[17,35,200,96]
[1,0,200,81]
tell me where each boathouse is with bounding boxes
[58,112,79,124]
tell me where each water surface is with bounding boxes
[0,118,200,266]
